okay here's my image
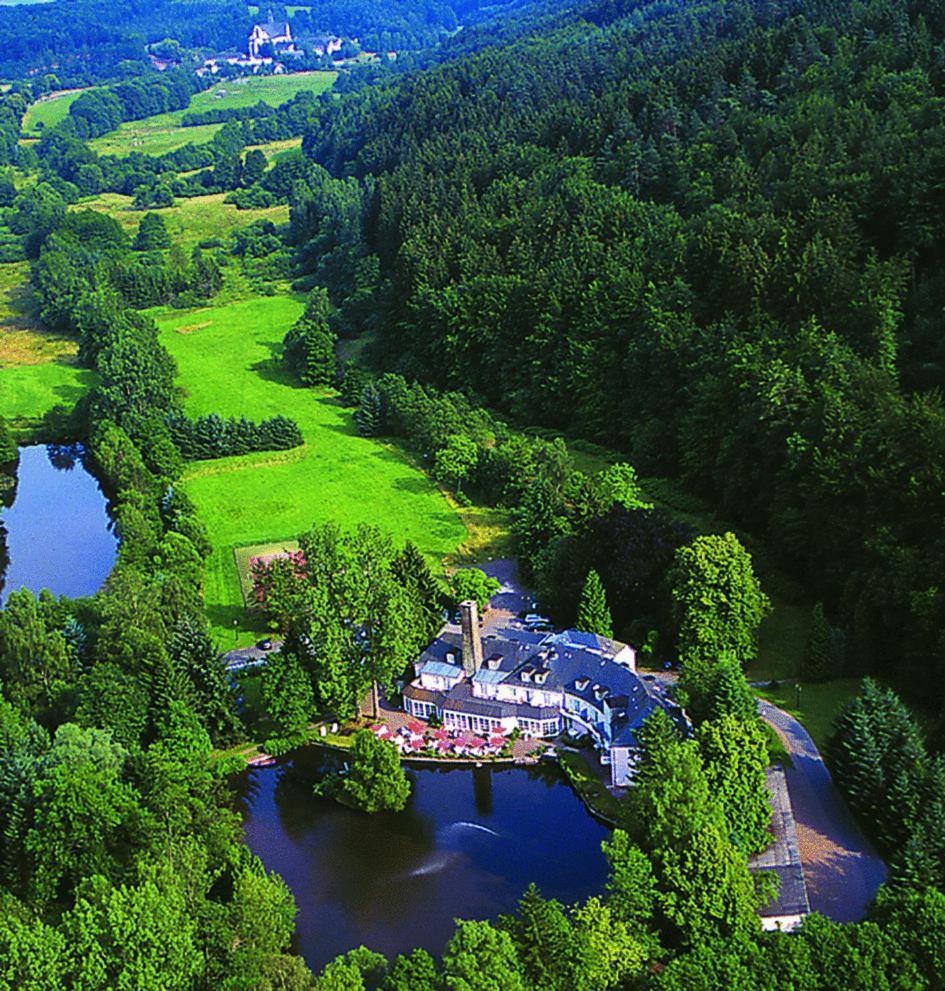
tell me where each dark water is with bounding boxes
[0,444,117,602]
[235,748,611,972]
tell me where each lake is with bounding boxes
[236,748,612,972]
[0,444,117,602]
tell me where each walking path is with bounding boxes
[757,698,887,921]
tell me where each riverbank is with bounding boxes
[555,749,622,825]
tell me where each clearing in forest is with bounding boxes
[21,87,91,136]
[75,192,290,251]
[0,260,93,422]
[88,71,336,157]
[154,295,467,645]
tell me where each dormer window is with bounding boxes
[594,685,609,701]
[535,671,548,685]
[521,668,533,683]
[488,654,502,671]
[575,677,590,691]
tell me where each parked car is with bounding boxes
[256,638,273,651]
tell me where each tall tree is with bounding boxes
[316,729,410,813]
[576,569,614,639]
[670,533,769,712]
[696,714,772,855]
[802,602,835,682]
[390,541,444,644]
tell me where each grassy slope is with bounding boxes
[154,296,466,645]
[22,88,91,135]
[89,71,336,158]
[75,192,289,251]
[754,678,862,754]
[0,260,92,421]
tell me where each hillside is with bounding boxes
[294,0,945,706]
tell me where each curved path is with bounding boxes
[757,698,887,921]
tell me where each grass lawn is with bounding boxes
[22,88,92,136]
[154,295,467,646]
[754,678,862,753]
[76,192,290,252]
[89,72,336,158]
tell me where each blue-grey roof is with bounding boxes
[413,625,669,750]
[442,681,560,721]
[420,660,463,679]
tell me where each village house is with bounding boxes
[310,34,343,57]
[403,600,681,786]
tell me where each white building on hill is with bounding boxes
[249,11,299,59]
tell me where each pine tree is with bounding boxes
[576,569,613,639]
[354,383,383,436]
[391,541,443,642]
[802,602,834,682]
[705,653,757,726]
[133,212,170,251]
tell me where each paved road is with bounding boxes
[224,643,280,670]
[758,698,887,921]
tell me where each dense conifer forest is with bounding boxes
[2,0,945,988]
[299,0,945,707]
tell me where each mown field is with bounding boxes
[154,295,467,645]
[88,71,336,157]
[75,192,289,251]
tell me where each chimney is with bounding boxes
[460,600,483,677]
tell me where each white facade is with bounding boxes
[248,19,295,59]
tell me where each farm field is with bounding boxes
[22,88,92,136]
[154,295,467,645]
[88,71,336,157]
[76,192,289,250]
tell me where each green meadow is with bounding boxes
[0,361,95,423]
[22,88,92,136]
[76,192,290,251]
[154,296,466,645]
[89,71,336,157]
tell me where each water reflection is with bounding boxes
[236,747,610,972]
[0,444,117,602]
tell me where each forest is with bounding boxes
[0,0,540,83]
[2,0,945,988]
[293,0,945,710]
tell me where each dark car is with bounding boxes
[256,638,274,651]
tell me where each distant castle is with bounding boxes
[248,10,298,59]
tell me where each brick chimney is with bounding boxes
[460,599,483,678]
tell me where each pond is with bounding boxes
[236,748,612,972]
[0,444,117,603]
